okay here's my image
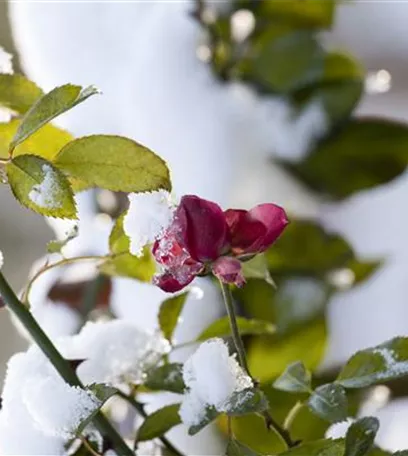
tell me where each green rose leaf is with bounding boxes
[307,383,348,423]
[0,74,43,114]
[145,363,185,394]
[225,388,269,416]
[6,155,77,218]
[283,119,408,200]
[337,337,408,389]
[11,84,98,149]
[76,383,117,436]
[188,406,220,436]
[273,361,312,393]
[159,292,189,343]
[197,316,275,342]
[278,439,345,456]
[100,213,156,281]
[226,439,260,456]
[55,135,171,193]
[345,417,379,456]
[137,403,181,442]
[393,452,408,455]
[241,254,275,287]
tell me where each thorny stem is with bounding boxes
[219,280,296,450]
[22,255,104,304]
[0,271,134,456]
[117,391,184,456]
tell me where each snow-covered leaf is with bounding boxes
[10,84,98,149]
[159,292,189,343]
[137,404,181,442]
[55,135,171,193]
[273,361,312,393]
[225,388,269,416]
[197,317,275,341]
[47,225,78,254]
[0,74,43,114]
[345,417,379,456]
[278,439,345,455]
[307,384,348,423]
[145,363,185,394]
[75,383,117,435]
[226,439,260,456]
[337,337,408,389]
[6,155,77,218]
[188,406,220,436]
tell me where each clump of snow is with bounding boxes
[179,338,253,427]
[124,190,175,256]
[373,347,408,380]
[0,345,100,455]
[29,164,62,209]
[61,319,170,386]
[0,47,13,74]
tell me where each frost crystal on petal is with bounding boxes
[0,47,13,74]
[63,319,170,386]
[29,164,62,209]
[179,338,253,427]
[124,190,175,256]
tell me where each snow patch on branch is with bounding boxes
[179,338,253,426]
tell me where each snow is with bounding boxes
[0,345,100,455]
[326,418,354,439]
[29,164,62,209]
[60,319,170,386]
[124,190,175,256]
[0,46,13,74]
[0,249,3,269]
[179,338,253,426]
[372,347,408,379]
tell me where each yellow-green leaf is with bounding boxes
[0,74,43,114]
[158,292,189,342]
[55,135,171,193]
[0,119,72,160]
[197,317,275,341]
[6,155,77,219]
[10,84,98,148]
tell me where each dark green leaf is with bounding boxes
[337,337,408,388]
[145,363,185,394]
[188,406,220,436]
[226,439,260,456]
[0,74,43,114]
[225,388,269,416]
[283,119,408,200]
[159,293,189,343]
[345,259,382,286]
[251,28,324,93]
[55,135,171,193]
[274,361,312,393]
[6,155,77,218]
[278,439,345,455]
[345,417,379,456]
[137,404,181,442]
[11,84,98,148]
[198,316,275,341]
[76,383,117,435]
[260,0,336,29]
[307,383,348,423]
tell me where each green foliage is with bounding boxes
[188,406,220,436]
[337,337,408,388]
[6,155,77,218]
[307,383,348,423]
[0,74,43,114]
[241,254,275,286]
[136,403,181,442]
[145,363,185,394]
[284,119,408,200]
[345,417,379,456]
[55,135,171,193]
[278,439,345,455]
[100,213,156,281]
[225,388,269,416]
[10,84,98,149]
[47,225,78,254]
[197,316,275,341]
[226,439,260,456]
[273,361,312,393]
[159,292,189,343]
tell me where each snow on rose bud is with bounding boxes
[151,195,288,292]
